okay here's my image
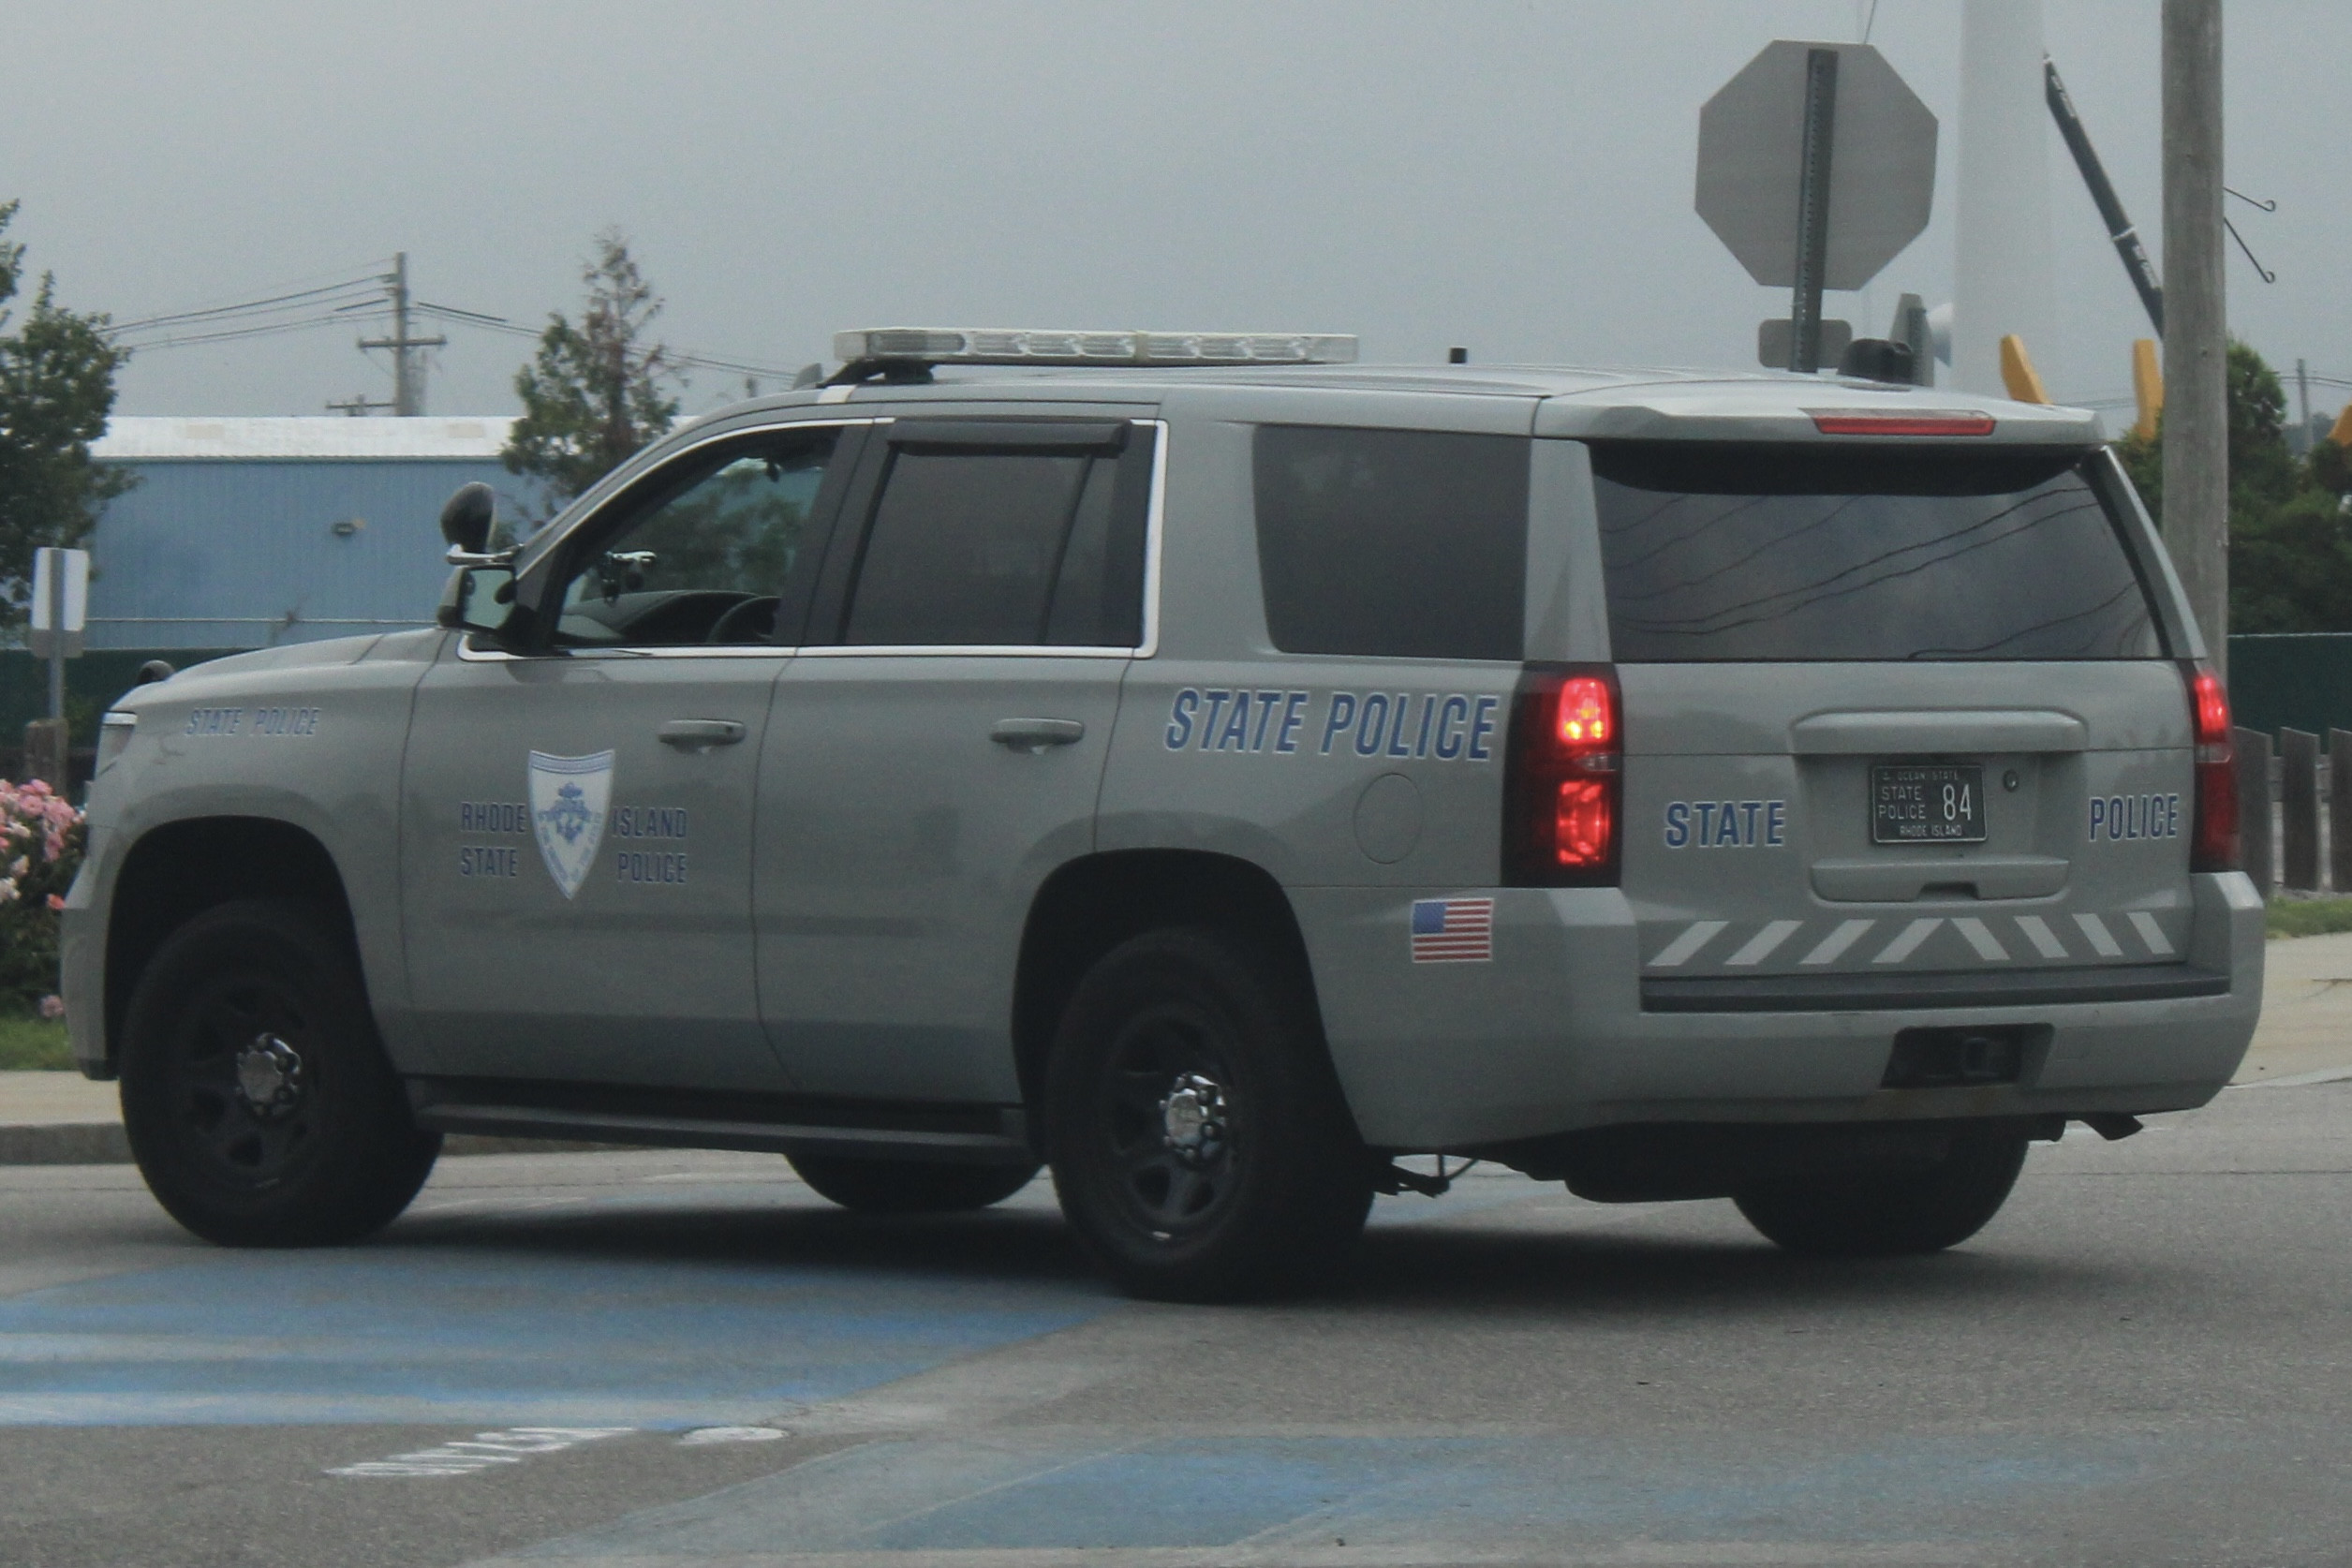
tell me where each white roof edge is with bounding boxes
[92,416,516,460]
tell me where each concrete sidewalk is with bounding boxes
[7,932,2349,1163]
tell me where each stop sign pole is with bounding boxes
[1789,48,1840,372]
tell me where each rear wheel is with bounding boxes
[1734,1124,2030,1257]
[786,1154,1038,1213]
[119,900,440,1247]
[1045,927,1372,1302]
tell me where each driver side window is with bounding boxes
[555,431,837,647]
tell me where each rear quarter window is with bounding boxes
[1590,442,2165,662]
[1253,425,1528,661]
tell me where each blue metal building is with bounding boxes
[83,418,539,650]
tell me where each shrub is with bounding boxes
[0,778,83,1017]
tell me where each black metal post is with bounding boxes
[2045,58,2165,334]
[1788,47,1840,373]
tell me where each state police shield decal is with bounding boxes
[527,750,614,899]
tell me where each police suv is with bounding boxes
[62,328,2263,1300]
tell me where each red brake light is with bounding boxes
[2184,660,2240,873]
[1807,409,1998,436]
[1505,665,1621,885]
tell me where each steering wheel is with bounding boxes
[704,594,782,644]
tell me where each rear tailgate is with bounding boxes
[1587,439,2210,1008]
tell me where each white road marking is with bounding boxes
[678,1426,788,1445]
[329,1427,632,1478]
[1649,920,1728,969]
[1724,920,1804,967]
[2128,910,2176,956]
[1951,917,2010,961]
[1799,919,1875,966]
[2014,914,2070,960]
[1872,918,1942,964]
[2074,912,2125,958]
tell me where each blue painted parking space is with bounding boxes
[0,1228,1111,1427]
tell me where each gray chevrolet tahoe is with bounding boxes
[61,328,2263,1300]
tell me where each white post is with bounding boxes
[1953,0,2057,397]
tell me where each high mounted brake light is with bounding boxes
[2184,660,2240,873]
[1504,666,1621,886]
[1807,410,1998,436]
[832,328,1359,368]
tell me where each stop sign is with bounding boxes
[1696,40,1938,291]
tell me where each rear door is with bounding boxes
[1587,440,2199,1004]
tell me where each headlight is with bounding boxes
[96,711,136,772]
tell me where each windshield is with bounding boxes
[1590,443,2165,662]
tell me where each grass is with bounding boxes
[2267,896,2352,939]
[0,1012,73,1071]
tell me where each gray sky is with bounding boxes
[7,1,2345,424]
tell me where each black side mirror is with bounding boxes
[439,482,497,556]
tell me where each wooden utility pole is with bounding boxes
[2162,0,2227,673]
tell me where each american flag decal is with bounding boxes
[1410,897,1494,963]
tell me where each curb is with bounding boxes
[0,1123,628,1167]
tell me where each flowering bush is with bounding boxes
[0,778,83,1018]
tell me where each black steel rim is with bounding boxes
[1097,1000,1241,1240]
[161,971,322,1186]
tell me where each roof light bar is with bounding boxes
[1808,409,1999,436]
[832,328,1358,368]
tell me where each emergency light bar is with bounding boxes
[833,328,1359,367]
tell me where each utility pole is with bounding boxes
[357,253,447,416]
[2297,358,2313,444]
[2162,0,2226,674]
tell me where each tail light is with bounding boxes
[2184,659,2240,873]
[1503,664,1621,885]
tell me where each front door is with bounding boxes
[757,416,1158,1102]
[400,422,853,1089]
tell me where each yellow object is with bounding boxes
[2132,338,2164,441]
[2333,401,2352,449]
[1999,335,2051,405]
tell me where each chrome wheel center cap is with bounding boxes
[235,1035,304,1114]
[1159,1072,1228,1163]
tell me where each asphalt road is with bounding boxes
[3,1082,2349,1568]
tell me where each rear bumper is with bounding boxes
[1295,871,2265,1148]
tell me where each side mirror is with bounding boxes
[439,482,498,557]
[436,564,517,637]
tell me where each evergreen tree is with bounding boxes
[501,231,680,514]
[0,201,131,632]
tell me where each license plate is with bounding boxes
[1871,763,1986,845]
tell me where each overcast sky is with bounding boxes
[6,1,2345,425]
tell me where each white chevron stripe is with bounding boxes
[1872,918,1942,964]
[2014,915,2070,960]
[2074,912,2125,958]
[1724,920,1804,968]
[1951,917,2009,961]
[1799,919,1875,966]
[2127,910,2176,957]
[1649,920,1728,969]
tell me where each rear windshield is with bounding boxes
[1590,443,2165,662]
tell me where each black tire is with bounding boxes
[1733,1124,2031,1257]
[118,900,440,1248]
[787,1153,1039,1213]
[1044,927,1373,1302]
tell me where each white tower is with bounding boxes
[1953,0,2057,397]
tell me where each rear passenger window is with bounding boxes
[1254,426,1528,661]
[840,426,1153,647]
[1590,442,2164,662]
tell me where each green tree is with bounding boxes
[2115,341,2352,633]
[0,201,131,632]
[501,231,681,517]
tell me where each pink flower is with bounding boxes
[37,995,65,1020]
[47,893,66,911]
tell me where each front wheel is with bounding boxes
[1045,927,1372,1302]
[787,1153,1039,1213]
[119,900,440,1248]
[1734,1124,2031,1257]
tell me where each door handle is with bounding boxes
[991,717,1085,753]
[658,718,747,750]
